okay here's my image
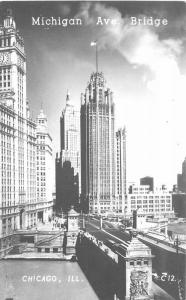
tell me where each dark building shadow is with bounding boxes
[76,236,125,300]
[55,159,79,213]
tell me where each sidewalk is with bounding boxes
[31,219,65,232]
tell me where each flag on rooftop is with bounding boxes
[90,41,97,46]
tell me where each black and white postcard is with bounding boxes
[0,1,186,300]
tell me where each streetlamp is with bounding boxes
[174,235,180,255]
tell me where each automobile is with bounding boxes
[104,239,121,251]
[119,225,126,231]
[71,255,77,262]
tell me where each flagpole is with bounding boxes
[91,41,98,73]
[96,42,98,73]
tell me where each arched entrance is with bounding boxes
[37,211,44,223]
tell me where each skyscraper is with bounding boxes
[36,109,54,223]
[177,158,186,193]
[55,92,80,212]
[81,72,116,214]
[116,128,127,213]
[60,92,80,182]
[0,11,37,241]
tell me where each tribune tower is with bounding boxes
[81,72,116,214]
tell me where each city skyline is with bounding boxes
[1,1,186,186]
[0,6,185,300]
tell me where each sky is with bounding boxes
[1,1,186,187]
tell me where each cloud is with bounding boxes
[77,3,186,101]
[59,4,71,16]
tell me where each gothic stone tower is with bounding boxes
[81,72,116,214]
[124,237,154,300]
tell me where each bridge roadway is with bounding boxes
[84,217,186,255]
[82,217,177,300]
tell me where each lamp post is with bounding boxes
[175,235,180,255]
[100,215,103,230]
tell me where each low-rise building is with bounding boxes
[127,184,174,218]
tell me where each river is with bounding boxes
[0,260,98,300]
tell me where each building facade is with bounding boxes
[81,72,116,214]
[116,128,127,214]
[0,12,54,255]
[55,92,80,213]
[36,109,54,223]
[127,184,174,218]
[172,193,186,218]
[0,11,38,241]
[59,92,80,184]
[177,157,186,193]
[140,176,154,192]
[55,159,79,213]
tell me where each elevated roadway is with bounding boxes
[82,217,184,300]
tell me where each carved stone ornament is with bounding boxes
[0,91,15,99]
[130,271,149,297]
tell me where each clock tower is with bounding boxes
[0,9,37,238]
[0,9,26,114]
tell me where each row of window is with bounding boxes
[0,82,10,88]
[0,74,10,80]
[131,199,170,204]
[130,260,148,266]
[0,38,11,47]
[130,195,171,199]
[0,68,11,74]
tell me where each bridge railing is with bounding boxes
[35,232,64,246]
[14,229,63,235]
[81,231,118,263]
[139,232,186,254]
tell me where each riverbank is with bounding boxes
[3,252,76,261]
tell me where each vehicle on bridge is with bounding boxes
[104,239,121,252]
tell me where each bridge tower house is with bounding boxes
[64,206,79,255]
[123,235,154,300]
[133,208,146,230]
